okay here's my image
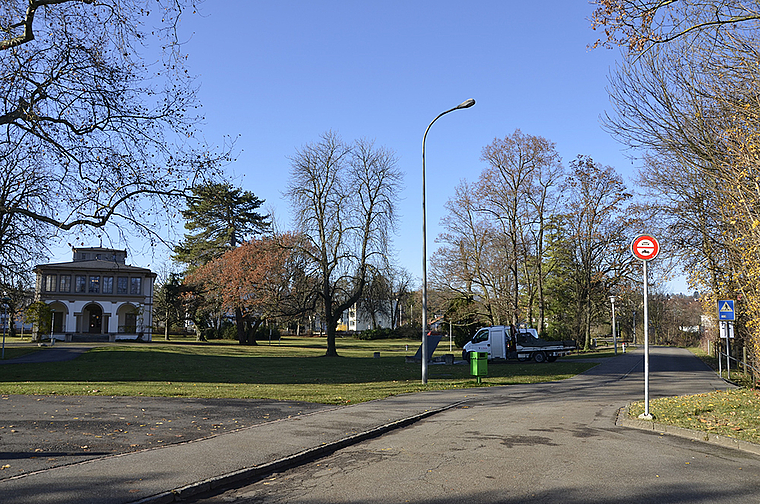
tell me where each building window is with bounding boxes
[130,277,142,295]
[103,276,113,294]
[88,276,100,293]
[44,274,57,292]
[117,277,128,294]
[124,312,137,333]
[59,275,71,292]
[75,275,86,293]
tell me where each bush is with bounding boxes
[354,327,395,340]
[253,324,280,341]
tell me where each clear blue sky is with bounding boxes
[51,1,688,291]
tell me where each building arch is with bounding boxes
[47,302,69,334]
[116,303,141,335]
[82,302,106,334]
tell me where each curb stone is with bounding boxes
[616,405,760,457]
[132,399,470,504]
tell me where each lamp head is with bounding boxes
[457,98,476,109]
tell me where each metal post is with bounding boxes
[640,260,652,420]
[1,296,7,360]
[421,98,475,384]
[449,319,453,352]
[632,311,636,345]
[726,324,731,380]
[610,296,617,355]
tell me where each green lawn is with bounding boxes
[0,336,597,403]
[628,388,760,445]
[0,346,41,360]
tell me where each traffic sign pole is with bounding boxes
[642,259,651,419]
[631,235,659,421]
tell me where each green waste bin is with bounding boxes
[470,351,488,383]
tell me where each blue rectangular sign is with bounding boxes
[718,300,735,321]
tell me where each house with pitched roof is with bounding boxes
[34,247,156,341]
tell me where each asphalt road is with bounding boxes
[0,395,332,477]
[187,347,759,504]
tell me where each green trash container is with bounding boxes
[470,351,488,383]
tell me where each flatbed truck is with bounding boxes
[463,325,576,363]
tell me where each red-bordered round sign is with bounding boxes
[631,235,660,261]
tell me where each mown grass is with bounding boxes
[0,346,41,360]
[628,388,760,445]
[0,336,597,404]
[625,346,760,445]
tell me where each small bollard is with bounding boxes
[622,343,625,353]
[373,352,380,359]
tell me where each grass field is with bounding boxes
[627,388,760,445]
[0,336,598,403]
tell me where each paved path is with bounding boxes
[187,347,758,504]
[0,347,754,504]
[0,345,93,364]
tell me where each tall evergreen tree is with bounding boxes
[173,183,269,269]
[173,182,269,343]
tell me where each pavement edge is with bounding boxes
[132,399,470,504]
[615,405,760,457]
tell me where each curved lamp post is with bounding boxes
[422,98,475,384]
[1,293,8,359]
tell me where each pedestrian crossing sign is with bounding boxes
[718,300,735,320]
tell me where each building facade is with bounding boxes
[34,247,156,341]
[344,301,397,332]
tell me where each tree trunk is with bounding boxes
[235,307,246,344]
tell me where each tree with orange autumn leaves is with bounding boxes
[185,233,310,345]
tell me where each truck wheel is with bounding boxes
[533,351,547,363]
[546,355,558,363]
[462,350,470,362]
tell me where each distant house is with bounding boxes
[34,247,156,341]
[344,301,397,332]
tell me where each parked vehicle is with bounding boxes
[463,325,576,363]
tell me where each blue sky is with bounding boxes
[51,1,687,291]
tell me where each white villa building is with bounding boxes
[343,301,397,332]
[34,247,156,341]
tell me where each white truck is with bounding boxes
[463,325,576,363]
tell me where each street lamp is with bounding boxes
[610,296,617,355]
[50,309,55,346]
[422,98,475,384]
[1,293,9,360]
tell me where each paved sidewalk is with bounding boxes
[0,388,474,504]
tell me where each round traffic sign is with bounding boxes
[631,235,659,261]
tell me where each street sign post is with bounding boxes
[718,300,736,379]
[631,235,659,420]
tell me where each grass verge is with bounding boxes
[0,337,598,404]
[626,346,760,445]
[627,388,760,445]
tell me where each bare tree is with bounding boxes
[286,132,401,356]
[590,0,760,53]
[564,156,634,350]
[478,130,562,326]
[0,1,228,281]
[432,180,511,326]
